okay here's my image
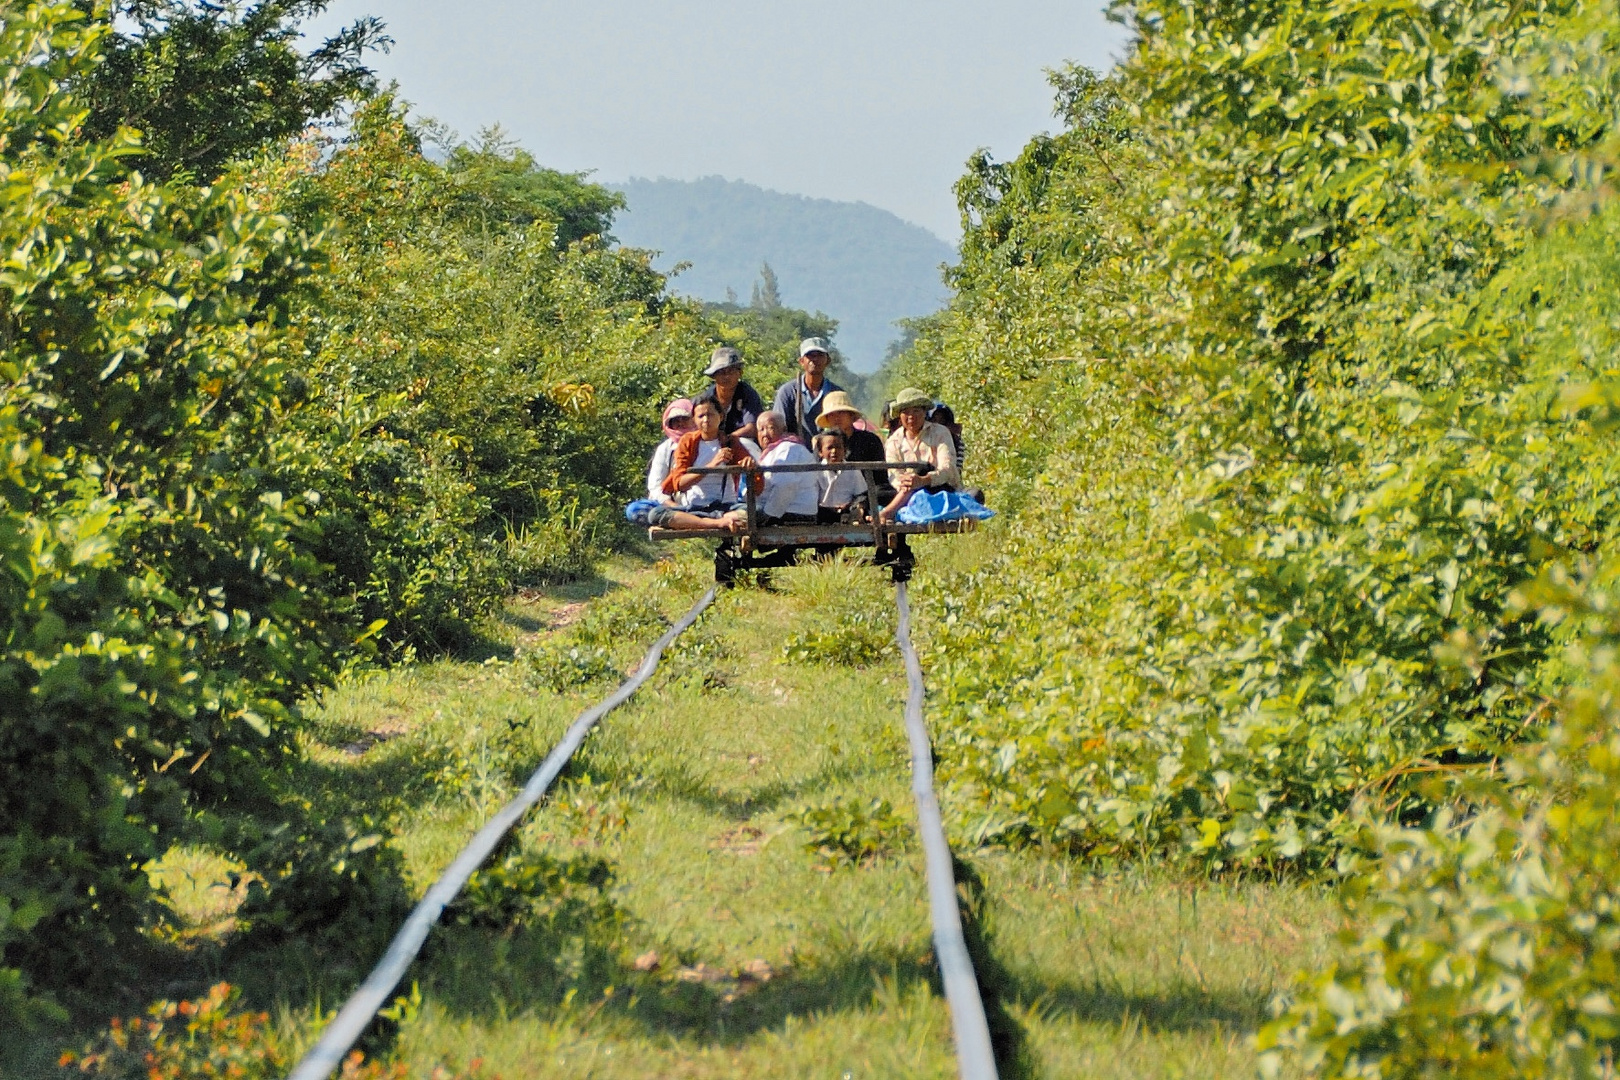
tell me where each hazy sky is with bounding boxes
[306,1,1128,240]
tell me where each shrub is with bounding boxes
[449,851,619,933]
[904,0,1620,870]
[58,982,482,1080]
[781,555,896,667]
[792,797,911,867]
[0,1,345,1012]
[1260,561,1620,1079]
[273,99,717,655]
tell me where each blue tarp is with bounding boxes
[895,490,995,525]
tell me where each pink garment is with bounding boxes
[662,398,695,443]
[758,432,807,451]
[853,418,879,434]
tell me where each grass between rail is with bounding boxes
[53,541,1341,1079]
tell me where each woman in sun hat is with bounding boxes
[815,388,892,509]
[646,397,695,501]
[880,386,960,522]
[814,390,886,463]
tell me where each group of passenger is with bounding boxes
[639,337,963,533]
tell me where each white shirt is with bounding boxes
[757,440,821,519]
[646,439,678,501]
[820,467,867,509]
[678,438,736,508]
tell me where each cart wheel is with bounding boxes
[883,535,915,583]
[714,542,738,587]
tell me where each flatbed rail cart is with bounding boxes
[646,460,978,583]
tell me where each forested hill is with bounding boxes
[610,176,954,371]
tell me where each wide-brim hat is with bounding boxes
[891,387,933,412]
[815,390,863,427]
[704,346,744,377]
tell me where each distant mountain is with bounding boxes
[609,177,955,372]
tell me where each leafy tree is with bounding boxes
[906,0,1620,871]
[74,0,388,180]
[750,261,783,310]
[443,125,625,245]
[270,97,709,652]
[704,278,840,396]
[0,0,407,1029]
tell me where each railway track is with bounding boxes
[288,576,999,1080]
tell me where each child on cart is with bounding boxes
[814,429,869,524]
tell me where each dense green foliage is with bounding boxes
[887,0,1620,1072]
[275,99,709,652]
[0,0,732,1038]
[1261,558,1620,1078]
[904,2,1620,869]
[0,0,352,1018]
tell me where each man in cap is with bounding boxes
[773,336,844,445]
[695,345,764,441]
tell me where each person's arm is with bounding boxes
[772,382,795,432]
[928,426,960,490]
[647,442,674,501]
[662,435,695,495]
[885,430,908,489]
[731,436,763,495]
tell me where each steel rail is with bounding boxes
[286,587,719,1080]
[895,582,999,1080]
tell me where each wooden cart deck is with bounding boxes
[648,519,977,543]
[646,459,978,582]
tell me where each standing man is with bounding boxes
[773,337,843,445]
[695,346,764,442]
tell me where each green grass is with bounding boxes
[33,544,1342,1079]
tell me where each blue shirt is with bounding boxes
[773,374,844,444]
[694,381,764,436]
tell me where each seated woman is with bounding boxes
[814,391,885,460]
[646,398,694,501]
[813,429,868,523]
[651,398,759,530]
[880,386,960,523]
[729,410,820,526]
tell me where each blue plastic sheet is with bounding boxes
[895,490,995,525]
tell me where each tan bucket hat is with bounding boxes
[891,387,933,412]
[815,390,863,427]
